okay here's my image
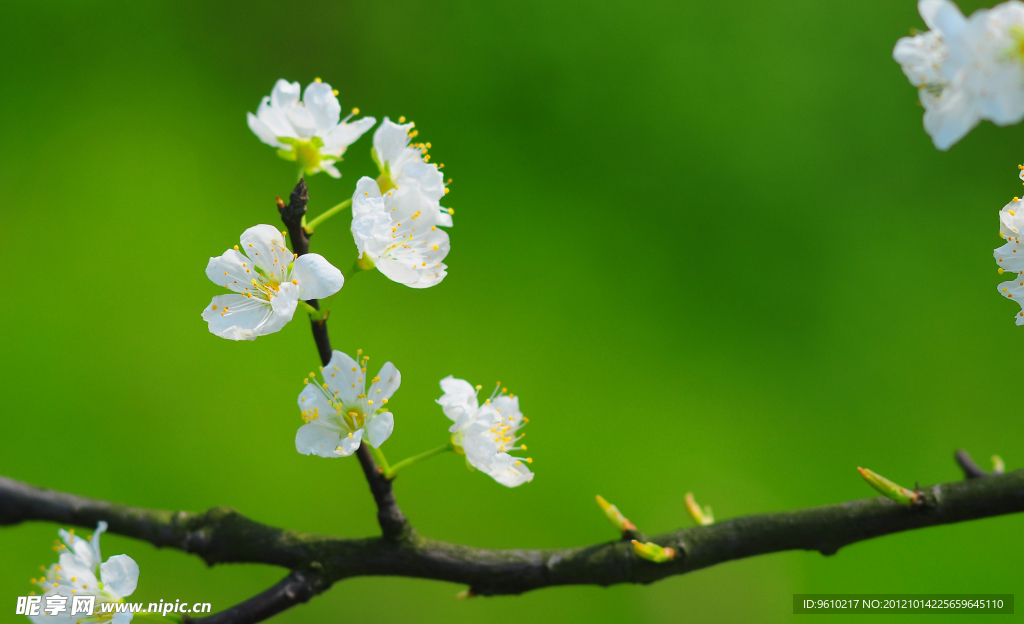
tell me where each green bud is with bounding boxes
[857,467,919,505]
[685,492,714,526]
[595,495,636,534]
[631,540,676,563]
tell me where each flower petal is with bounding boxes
[292,253,344,299]
[399,160,446,202]
[247,112,285,148]
[303,81,341,131]
[206,248,260,294]
[202,294,272,341]
[321,117,377,156]
[373,117,414,166]
[270,79,301,109]
[99,554,139,600]
[324,351,362,405]
[298,383,336,421]
[240,224,293,281]
[367,362,401,404]
[438,376,478,419]
[339,429,364,456]
[295,422,343,457]
[487,454,534,487]
[365,411,394,448]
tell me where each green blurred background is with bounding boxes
[1,0,1022,621]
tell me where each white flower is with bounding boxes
[373,117,453,227]
[295,350,400,457]
[203,224,344,341]
[30,522,139,624]
[350,177,450,288]
[994,194,1024,323]
[895,0,1024,149]
[437,376,533,487]
[247,78,376,178]
[893,0,981,149]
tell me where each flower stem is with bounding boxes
[298,300,327,321]
[305,198,352,233]
[385,443,455,478]
[369,445,392,475]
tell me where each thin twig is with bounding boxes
[186,569,328,624]
[955,449,989,479]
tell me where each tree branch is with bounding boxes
[186,569,328,624]
[3,468,1023,599]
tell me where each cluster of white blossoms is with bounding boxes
[894,0,1024,149]
[203,225,344,340]
[295,350,399,457]
[247,78,376,178]
[437,377,534,487]
[203,77,535,486]
[994,170,1024,321]
[30,522,139,624]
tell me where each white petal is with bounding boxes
[365,411,394,448]
[321,117,377,155]
[367,362,401,403]
[99,555,139,600]
[398,160,446,201]
[206,248,259,294]
[256,97,295,141]
[324,351,362,404]
[921,0,965,35]
[295,422,343,457]
[373,117,414,167]
[320,161,341,178]
[247,112,285,148]
[285,105,317,138]
[292,253,344,299]
[268,282,299,328]
[240,224,293,281]
[58,552,98,588]
[202,294,272,341]
[376,258,424,285]
[435,208,454,228]
[488,454,534,487]
[438,375,478,419]
[297,383,335,420]
[921,85,978,151]
[111,613,134,624]
[339,429,364,456]
[303,81,341,131]
[270,79,301,109]
[90,521,107,563]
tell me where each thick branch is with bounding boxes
[187,569,328,624]
[3,469,1023,596]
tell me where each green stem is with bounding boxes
[298,300,327,321]
[369,445,392,475]
[385,443,454,478]
[305,198,352,233]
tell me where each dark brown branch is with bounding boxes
[186,569,328,624]
[277,180,409,542]
[3,469,1023,598]
[956,449,990,479]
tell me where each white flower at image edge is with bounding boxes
[247,78,376,178]
[894,0,1024,150]
[995,194,1024,323]
[30,521,139,624]
[373,117,453,226]
[351,177,450,288]
[203,225,344,340]
[296,350,400,457]
[436,376,534,487]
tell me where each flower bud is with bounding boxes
[631,540,675,563]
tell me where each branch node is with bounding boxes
[955,449,989,480]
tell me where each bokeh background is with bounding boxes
[1,0,1022,622]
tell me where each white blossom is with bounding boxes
[437,376,533,487]
[894,0,1024,149]
[351,177,450,288]
[247,78,376,178]
[373,117,453,227]
[203,225,344,341]
[994,193,1024,323]
[30,522,139,624]
[296,350,400,457]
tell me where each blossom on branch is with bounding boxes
[247,78,376,178]
[29,521,139,624]
[437,376,533,487]
[894,0,1024,150]
[296,350,400,457]
[203,224,344,341]
[373,117,453,227]
[351,177,450,288]
[995,194,1024,323]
